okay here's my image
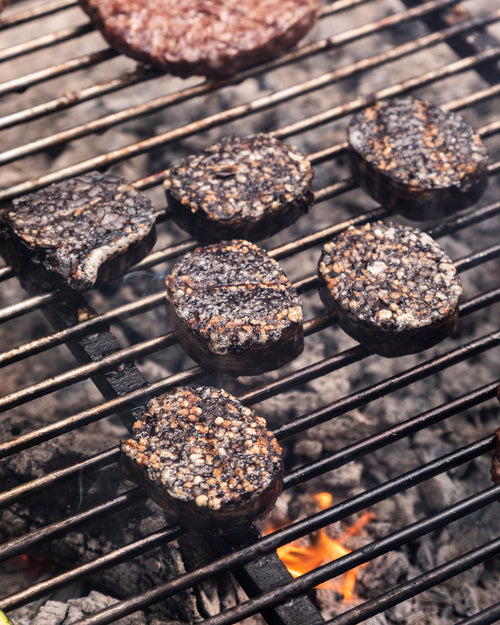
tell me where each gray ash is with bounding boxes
[121,386,283,528]
[0,171,156,291]
[317,221,462,356]
[164,134,314,242]
[348,97,489,219]
[165,239,303,375]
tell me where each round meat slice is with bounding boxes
[317,221,462,357]
[78,0,321,79]
[165,239,303,375]
[348,97,489,220]
[120,386,283,530]
[0,172,156,292]
[164,134,314,242]
[491,427,500,486]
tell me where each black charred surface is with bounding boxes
[165,134,314,242]
[165,239,304,376]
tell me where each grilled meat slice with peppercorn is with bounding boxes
[164,134,314,242]
[78,0,320,79]
[0,172,156,292]
[165,239,303,376]
[491,406,500,487]
[120,386,283,530]
[317,221,462,357]
[348,97,489,220]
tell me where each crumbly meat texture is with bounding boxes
[317,221,462,357]
[164,134,314,242]
[120,386,283,529]
[491,426,500,485]
[78,0,321,78]
[165,239,303,375]
[348,97,489,220]
[0,172,156,291]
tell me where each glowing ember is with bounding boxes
[263,493,374,601]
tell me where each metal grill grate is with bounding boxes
[1,0,500,624]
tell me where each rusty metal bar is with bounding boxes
[0,0,462,165]
[1,10,499,202]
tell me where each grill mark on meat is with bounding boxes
[165,239,303,375]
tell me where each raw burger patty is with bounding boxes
[348,97,489,220]
[165,239,303,375]
[0,172,156,291]
[317,221,462,357]
[164,134,314,242]
[121,386,283,529]
[78,0,321,78]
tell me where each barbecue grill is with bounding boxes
[1,0,500,624]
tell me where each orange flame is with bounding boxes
[264,493,374,601]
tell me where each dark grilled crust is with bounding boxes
[78,0,320,79]
[317,222,462,357]
[0,0,10,14]
[0,172,156,292]
[165,239,303,376]
[491,425,500,485]
[348,97,489,220]
[164,134,314,242]
[120,386,283,530]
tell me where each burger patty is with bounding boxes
[120,386,283,529]
[317,221,463,357]
[164,134,314,242]
[0,172,156,292]
[165,239,304,375]
[348,97,489,220]
[77,0,321,78]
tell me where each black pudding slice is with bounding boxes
[165,239,303,376]
[120,386,283,530]
[317,221,462,357]
[0,172,156,291]
[348,97,489,220]
[164,134,314,242]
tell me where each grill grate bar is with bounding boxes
[190,485,500,625]
[0,447,119,509]
[273,45,500,144]
[1,279,499,454]
[0,488,145,563]
[0,48,118,98]
[2,9,499,202]
[455,603,500,625]
[1,176,500,333]
[47,446,498,625]
[284,378,499,489]
[0,0,76,29]
[0,0,462,164]
[325,537,500,625]
[1,1,499,621]
[0,0,368,130]
[0,23,93,64]
[2,433,493,616]
[2,340,498,507]
[275,330,500,442]
[0,0,362,133]
[0,524,185,611]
